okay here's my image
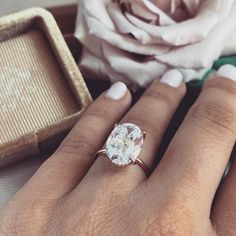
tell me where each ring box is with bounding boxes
[0,8,92,167]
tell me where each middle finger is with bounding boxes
[150,65,236,215]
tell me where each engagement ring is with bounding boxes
[97,123,151,176]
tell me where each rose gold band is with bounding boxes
[134,158,151,176]
[96,149,151,176]
[96,149,106,158]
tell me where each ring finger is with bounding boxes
[81,69,186,187]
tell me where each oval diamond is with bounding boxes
[105,123,144,166]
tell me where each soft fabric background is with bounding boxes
[0,155,48,208]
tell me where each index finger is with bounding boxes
[16,82,132,200]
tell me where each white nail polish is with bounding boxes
[217,64,236,82]
[160,69,183,88]
[106,82,127,100]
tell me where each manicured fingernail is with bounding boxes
[217,64,236,82]
[160,69,183,88]
[106,82,127,100]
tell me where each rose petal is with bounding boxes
[107,3,152,44]
[79,48,110,80]
[76,0,236,87]
[143,0,176,25]
[156,2,236,68]
[130,1,158,22]
[80,47,144,86]
[83,13,170,55]
[125,0,233,45]
[79,0,115,30]
[197,0,231,18]
[102,41,168,87]
[80,41,208,85]
[182,0,201,16]
[75,11,105,58]
[126,11,217,45]
[223,30,236,56]
[151,0,172,12]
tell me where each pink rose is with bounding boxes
[75,0,236,88]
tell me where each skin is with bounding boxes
[1,73,236,236]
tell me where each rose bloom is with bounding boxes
[75,0,236,88]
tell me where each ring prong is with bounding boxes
[114,123,118,128]
[96,149,106,159]
[143,132,146,139]
[97,123,151,176]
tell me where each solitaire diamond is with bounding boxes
[105,123,144,166]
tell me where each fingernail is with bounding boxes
[160,69,183,88]
[217,64,236,82]
[106,82,127,100]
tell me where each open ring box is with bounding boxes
[0,8,92,167]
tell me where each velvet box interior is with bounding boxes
[0,8,92,167]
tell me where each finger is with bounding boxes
[211,155,236,235]
[15,82,131,200]
[150,65,236,214]
[83,69,186,187]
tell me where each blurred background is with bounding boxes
[0,0,76,16]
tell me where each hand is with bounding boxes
[1,65,236,236]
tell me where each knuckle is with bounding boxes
[82,211,105,236]
[85,107,113,123]
[204,77,236,96]
[63,202,110,236]
[140,215,187,236]
[62,217,90,236]
[140,201,195,236]
[178,167,204,194]
[189,101,236,137]
[57,131,98,157]
[144,86,175,109]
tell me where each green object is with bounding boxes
[189,54,236,88]
[213,55,236,70]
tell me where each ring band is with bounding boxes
[96,123,151,176]
[96,149,151,176]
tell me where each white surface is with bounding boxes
[0,155,47,208]
[0,0,77,16]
